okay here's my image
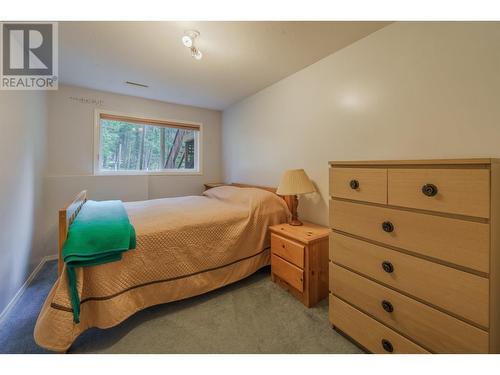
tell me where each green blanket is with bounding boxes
[62,200,136,323]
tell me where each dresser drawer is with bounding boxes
[330,232,489,327]
[329,295,429,354]
[271,234,304,268]
[329,167,387,204]
[330,263,489,353]
[330,199,489,273]
[271,254,304,292]
[388,168,490,218]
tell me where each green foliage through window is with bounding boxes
[99,119,197,171]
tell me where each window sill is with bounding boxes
[94,170,202,177]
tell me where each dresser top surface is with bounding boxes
[329,158,500,167]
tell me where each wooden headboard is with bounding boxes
[58,190,87,275]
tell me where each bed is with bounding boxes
[34,184,292,352]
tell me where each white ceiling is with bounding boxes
[59,21,390,110]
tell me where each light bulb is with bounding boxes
[182,35,193,48]
[194,49,203,60]
[191,47,203,60]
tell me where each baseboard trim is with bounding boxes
[0,254,58,323]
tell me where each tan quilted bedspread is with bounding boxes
[34,187,290,351]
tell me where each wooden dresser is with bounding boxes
[328,159,500,354]
[270,222,330,307]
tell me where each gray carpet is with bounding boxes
[0,260,362,354]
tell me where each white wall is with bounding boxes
[222,22,500,225]
[42,84,222,258]
[0,91,48,312]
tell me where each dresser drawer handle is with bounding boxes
[382,261,394,273]
[381,339,394,353]
[349,179,359,190]
[381,300,394,313]
[422,183,438,197]
[382,221,394,233]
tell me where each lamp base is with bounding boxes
[289,219,303,226]
[288,194,303,226]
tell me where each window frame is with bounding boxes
[93,109,203,176]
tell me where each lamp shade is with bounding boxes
[276,169,316,195]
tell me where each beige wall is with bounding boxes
[0,91,48,312]
[0,84,221,312]
[222,22,500,225]
[42,84,222,258]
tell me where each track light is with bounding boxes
[182,35,194,48]
[182,30,203,60]
[191,47,203,60]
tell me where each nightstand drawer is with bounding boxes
[271,254,304,292]
[329,295,429,354]
[331,263,489,353]
[271,234,304,268]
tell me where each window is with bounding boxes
[95,112,201,175]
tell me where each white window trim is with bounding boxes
[93,109,203,176]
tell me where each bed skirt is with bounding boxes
[34,248,270,352]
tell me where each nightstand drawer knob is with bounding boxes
[350,179,359,190]
[382,261,394,273]
[381,339,394,353]
[381,300,394,313]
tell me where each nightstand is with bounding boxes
[269,222,330,307]
[203,183,227,191]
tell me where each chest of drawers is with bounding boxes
[328,159,500,353]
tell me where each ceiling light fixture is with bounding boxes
[182,30,203,60]
[191,47,203,60]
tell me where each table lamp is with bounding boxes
[276,169,316,226]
